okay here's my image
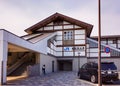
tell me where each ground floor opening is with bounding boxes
[58,60,73,71]
[6,44,40,82]
[7,52,38,81]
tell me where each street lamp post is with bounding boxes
[78,52,80,71]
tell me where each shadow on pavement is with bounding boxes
[102,80,120,85]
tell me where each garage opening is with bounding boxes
[58,60,72,71]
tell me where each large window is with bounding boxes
[63,30,73,45]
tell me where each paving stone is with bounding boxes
[7,71,93,86]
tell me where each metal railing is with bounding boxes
[7,52,29,75]
[87,38,120,57]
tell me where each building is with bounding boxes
[0,13,120,84]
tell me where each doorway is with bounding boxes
[58,60,72,71]
[52,61,54,72]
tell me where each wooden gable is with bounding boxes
[36,20,82,32]
[25,13,93,37]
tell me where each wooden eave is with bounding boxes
[25,12,93,37]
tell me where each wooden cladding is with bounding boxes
[36,20,82,32]
[63,40,74,45]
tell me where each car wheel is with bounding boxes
[90,75,97,83]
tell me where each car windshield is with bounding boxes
[101,63,117,70]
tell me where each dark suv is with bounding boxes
[78,62,119,83]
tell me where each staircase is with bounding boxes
[9,62,34,76]
[7,52,29,75]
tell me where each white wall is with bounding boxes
[0,30,8,84]
[54,26,62,30]
[40,54,57,74]
[44,26,53,30]
[73,58,87,71]
[75,30,85,34]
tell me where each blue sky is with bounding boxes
[0,0,120,36]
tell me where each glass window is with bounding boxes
[64,31,73,40]
[101,63,117,70]
[63,30,74,45]
[81,63,87,69]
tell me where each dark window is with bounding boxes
[101,63,117,70]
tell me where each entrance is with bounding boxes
[7,52,36,81]
[58,60,72,71]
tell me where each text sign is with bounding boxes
[72,46,85,51]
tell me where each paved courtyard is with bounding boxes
[7,71,94,86]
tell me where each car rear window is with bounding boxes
[101,63,117,70]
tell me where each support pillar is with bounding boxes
[0,37,8,84]
[36,53,40,64]
[35,53,41,75]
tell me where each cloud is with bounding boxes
[0,0,38,36]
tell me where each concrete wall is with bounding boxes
[73,58,87,72]
[0,30,8,84]
[40,54,57,75]
[88,58,120,71]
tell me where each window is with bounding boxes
[63,30,74,45]
[64,31,73,40]
[81,63,87,69]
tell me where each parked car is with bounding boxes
[78,62,119,83]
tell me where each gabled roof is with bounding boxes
[25,12,93,36]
